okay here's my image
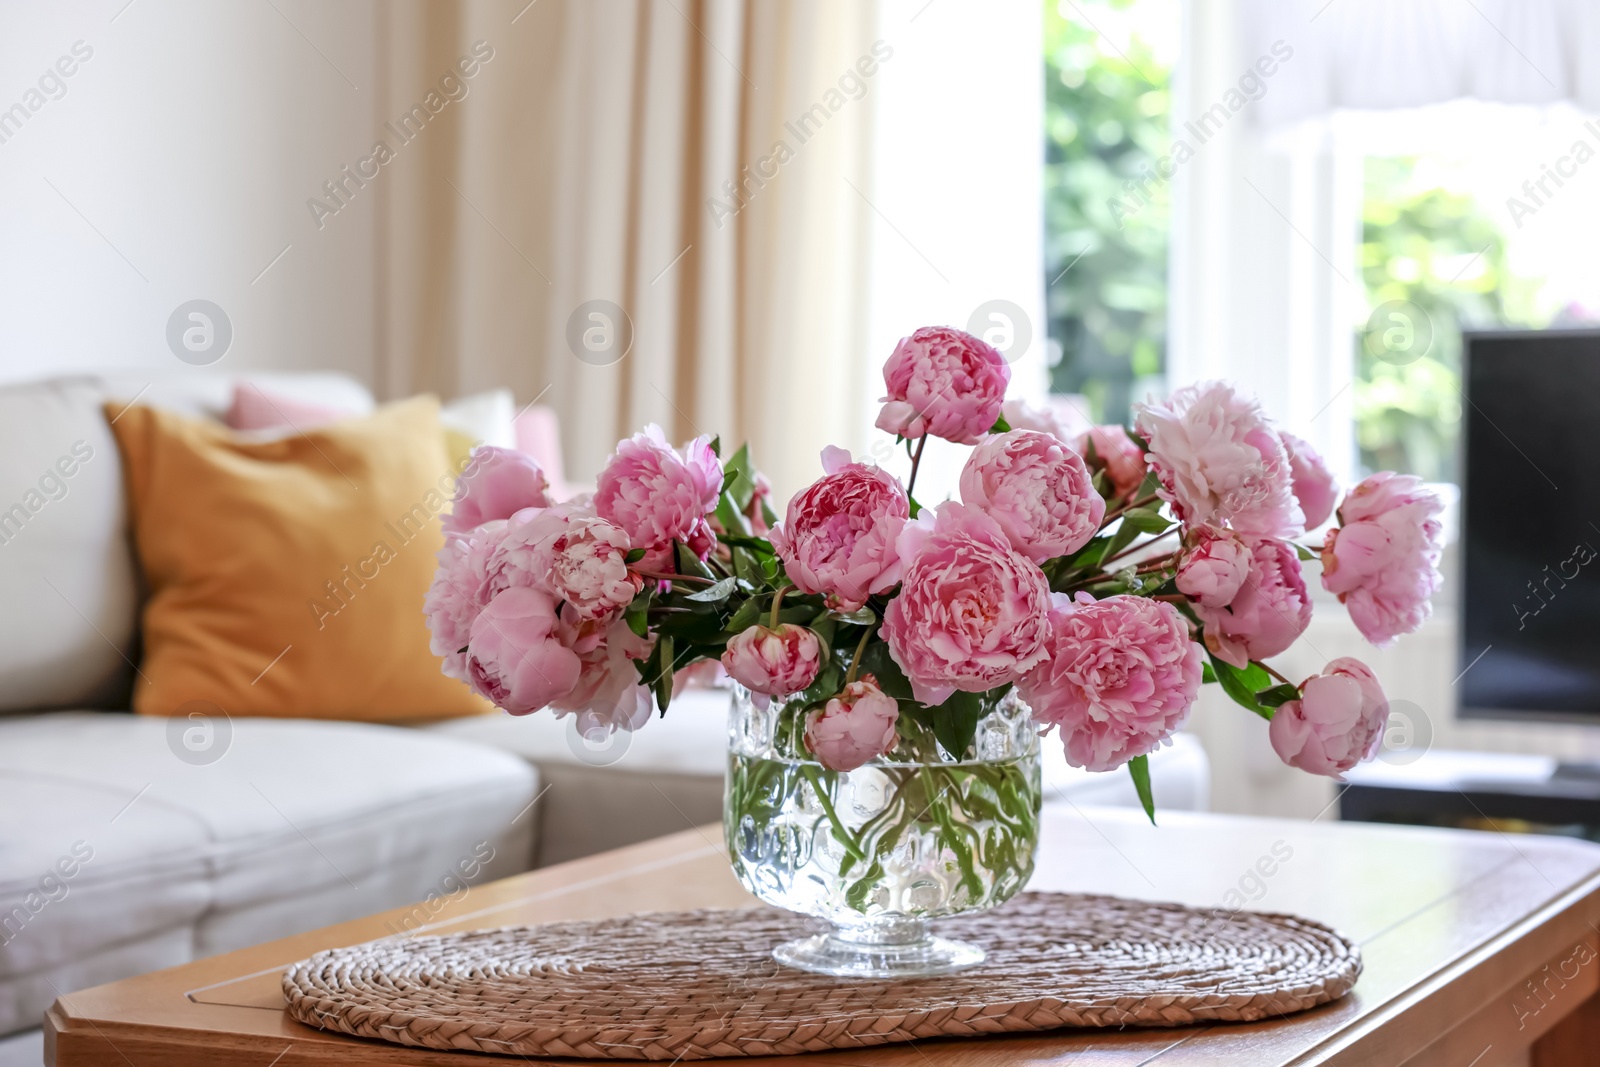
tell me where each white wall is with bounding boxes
[0,0,377,384]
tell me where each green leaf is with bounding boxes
[714,493,751,539]
[652,634,676,712]
[1292,542,1315,562]
[674,542,716,580]
[1208,653,1274,720]
[1201,661,1216,684]
[723,596,763,635]
[989,414,1011,434]
[1127,754,1156,825]
[723,444,756,511]
[795,661,844,706]
[685,577,738,603]
[708,435,722,457]
[624,547,646,564]
[931,690,984,760]
[907,494,922,519]
[1118,507,1172,534]
[1256,682,1301,708]
[827,606,877,626]
[857,640,913,701]
[1104,515,1144,561]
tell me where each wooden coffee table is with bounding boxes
[46,807,1600,1065]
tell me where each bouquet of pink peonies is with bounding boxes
[427,325,1443,817]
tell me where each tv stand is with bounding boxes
[1342,750,1600,837]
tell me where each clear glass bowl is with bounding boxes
[724,685,1041,977]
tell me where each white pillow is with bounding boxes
[440,389,516,448]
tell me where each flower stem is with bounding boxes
[634,570,717,586]
[1101,527,1179,568]
[800,765,866,863]
[844,621,877,685]
[905,435,929,499]
[1260,662,1292,686]
[769,585,788,629]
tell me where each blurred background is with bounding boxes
[5,0,1600,818]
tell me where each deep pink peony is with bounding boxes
[875,326,1010,445]
[464,586,582,714]
[551,615,655,736]
[804,675,901,771]
[959,429,1105,563]
[1075,425,1148,500]
[1018,594,1202,772]
[425,519,509,680]
[882,502,1052,707]
[594,425,723,569]
[1001,398,1089,443]
[510,503,641,621]
[1269,657,1389,777]
[443,446,552,536]
[770,446,909,612]
[720,624,822,697]
[1193,537,1312,669]
[1321,473,1443,646]
[1134,382,1303,538]
[1175,525,1251,608]
[1280,432,1339,530]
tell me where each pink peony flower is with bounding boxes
[551,616,655,736]
[882,502,1052,707]
[959,429,1105,564]
[770,446,909,612]
[720,624,822,697]
[875,326,1010,445]
[1269,657,1389,777]
[804,675,900,771]
[1075,425,1148,500]
[1193,537,1312,669]
[1321,473,1443,646]
[1175,525,1251,608]
[595,425,723,570]
[745,471,774,535]
[465,587,582,714]
[444,446,552,536]
[1280,432,1339,530]
[425,520,509,679]
[1134,382,1303,538]
[509,504,641,621]
[1018,594,1202,773]
[1000,398,1090,443]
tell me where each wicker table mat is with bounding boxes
[283,892,1360,1060]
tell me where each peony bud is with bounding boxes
[1175,525,1251,608]
[1269,657,1389,778]
[720,624,822,696]
[804,675,900,771]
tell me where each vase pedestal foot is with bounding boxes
[773,916,985,978]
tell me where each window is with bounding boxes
[1042,0,1178,425]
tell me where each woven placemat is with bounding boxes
[283,892,1360,1060]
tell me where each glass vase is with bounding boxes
[724,685,1041,978]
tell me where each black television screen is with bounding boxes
[1461,329,1600,721]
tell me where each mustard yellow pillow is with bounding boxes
[107,397,488,720]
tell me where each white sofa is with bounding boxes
[0,370,1210,1056]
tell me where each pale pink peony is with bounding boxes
[594,425,723,570]
[551,616,655,736]
[882,502,1052,707]
[464,587,582,714]
[444,446,552,536]
[770,446,909,612]
[1075,425,1148,500]
[720,624,822,697]
[1280,432,1339,530]
[804,675,901,771]
[1193,537,1312,669]
[1269,657,1389,778]
[425,520,509,679]
[875,326,1010,445]
[1018,594,1202,773]
[1134,382,1303,538]
[1000,398,1090,443]
[1321,473,1443,646]
[1175,525,1251,608]
[509,504,641,621]
[959,429,1105,564]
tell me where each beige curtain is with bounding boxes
[374,0,880,498]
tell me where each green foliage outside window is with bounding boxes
[1043,0,1171,425]
[1356,157,1543,483]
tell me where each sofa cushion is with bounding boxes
[107,397,488,720]
[0,711,538,1036]
[0,378,139,712]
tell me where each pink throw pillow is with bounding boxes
[226,383,352,431]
